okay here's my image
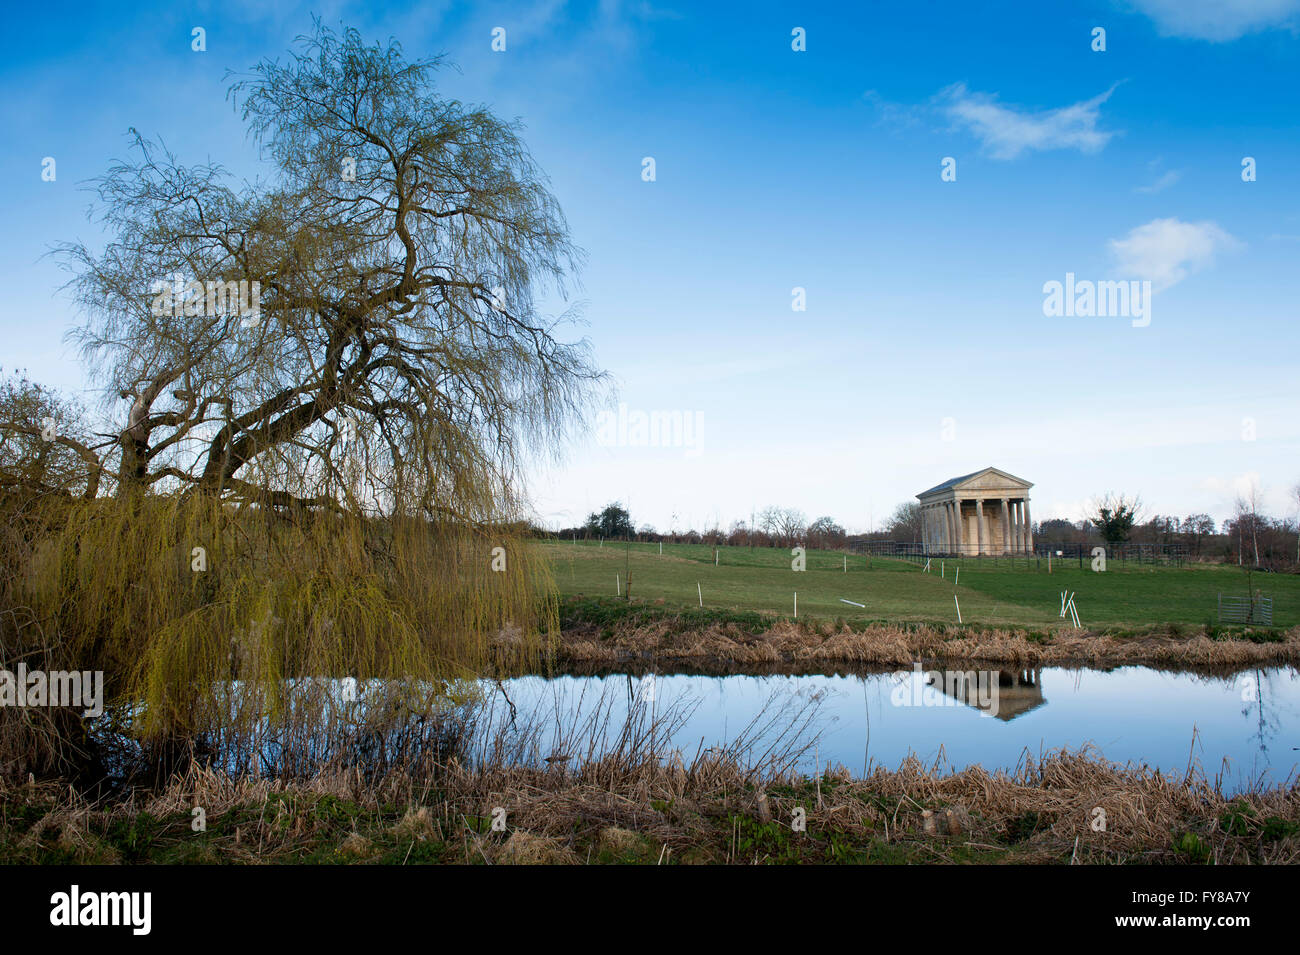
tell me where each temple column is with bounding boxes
[1022,499,1032,553]
[1001,498,1011,554]
[975,499,985,556]
[954,499,964,555]
[944,501,955,553]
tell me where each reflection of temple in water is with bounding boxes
[926,668,1045,721]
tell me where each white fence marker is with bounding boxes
[923,558,931,573]
[794,592,798,619]
[616,574,620,596]
[955,567,960,586]
[954,594,962,624]
[1059,591,1080,626]
[697,582,702,607]
[840,598,865,608]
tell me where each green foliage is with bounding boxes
[1261,816,1300,841]
[1218,800,1255,836]
[585,502,634,539]
[1090,494,1142,549]
[728,814,805,864]
[1173,831,1212,863]
[1004,811,1043,842]
[1219,801,1300,842]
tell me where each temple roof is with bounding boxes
[916,466,1033,499]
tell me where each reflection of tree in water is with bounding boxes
[1241,670,1270,755]
[1236,668,1300,778]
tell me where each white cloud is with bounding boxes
[1197,472,1295,514]
[938,83,1120,159]
[862,89,924,129]
[1127,0,1300,41]
[1108,217,1240,290]
[1200,472,1263,499]
[1136,169,1180,193]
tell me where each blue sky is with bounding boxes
[2,1,1298,532]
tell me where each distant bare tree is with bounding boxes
[758,506,806,547]
[1233,481,1265,567]
[1292,482,1300,565]
[0,370,106,498]
[1181,513,1216,558]
[1038,517,1090,544]
[885,501,922,541]
[726,519,750,547]
[807,515,846,549]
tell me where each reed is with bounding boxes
[3,683,1295,865]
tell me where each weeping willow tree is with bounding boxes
[1,24,601,765]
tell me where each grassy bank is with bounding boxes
[549,596,1300,670]
[5,747,1297,865]
[542,540,1300,631]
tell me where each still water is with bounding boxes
[496,666,1300,793]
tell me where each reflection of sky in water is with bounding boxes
[500,667,1300,794]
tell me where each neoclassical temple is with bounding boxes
[916,467,1033,556]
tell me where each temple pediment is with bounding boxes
[917,467,1032,500]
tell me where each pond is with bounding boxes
[496,665,1300,793]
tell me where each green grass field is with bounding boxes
[541,540,1300,631]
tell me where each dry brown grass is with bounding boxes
[4,742,1296,865]
[551,617,1300,670]
[3,677,1294,865]
[495,831,578,865]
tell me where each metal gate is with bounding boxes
[1218,593,1273,625]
